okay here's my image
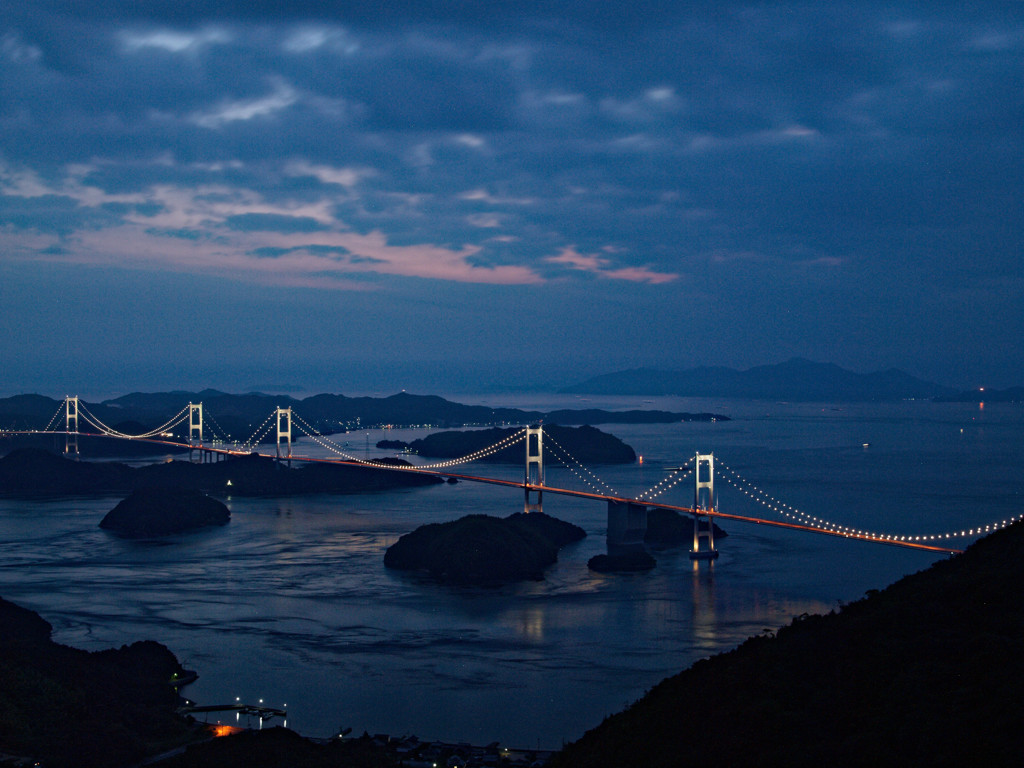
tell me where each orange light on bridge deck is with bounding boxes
[211,724,243,737]
[638,455,643,464]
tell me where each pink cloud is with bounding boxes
[545,245,678,283]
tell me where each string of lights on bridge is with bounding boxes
[715,459,1020,543]
[543,433,619,497]
[43,403,66,433]
[637,460,694,502]
[77,401,191,440]
[242,412,279,450]
[202,411,234,445]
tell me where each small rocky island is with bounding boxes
[587,509,729,573]
[99,488,230,537]
[384,512,586,584]
[644,507,728,546]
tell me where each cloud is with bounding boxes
[190,78,299,128]
[545,246,679,284]
[120,28,231,53]
[284,161,370,187]
[2,1,1024,386]
[0,161,543,286]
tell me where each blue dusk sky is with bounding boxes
[1,1,1022,396]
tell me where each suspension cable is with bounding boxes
[543,432,618,496]
[241,411,279,449]
[716,458,1021,543]
[202,409,234,443]
[638,460,693,501]
[76,402,190,439]
[42,402,65,432]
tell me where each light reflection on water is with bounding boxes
[0,398,1021,746]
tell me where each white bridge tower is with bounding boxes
[64,396,79,456]
[276,407,292,464]
[524,424,543,513]
[691,452,719,560]
[188,403,203,462]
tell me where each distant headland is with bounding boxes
[561,358,963,401]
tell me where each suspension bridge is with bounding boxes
[4,395,1013,558]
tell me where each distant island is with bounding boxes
[935,385,1024,403]
[561,357,959,401]
[0,448,441,496]
[381,424,638,464]
[384,512,586,584]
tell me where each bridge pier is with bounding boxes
[690,453,719,560]
[524,424,543,514]
[607,500,648,554]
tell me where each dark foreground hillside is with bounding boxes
[552,522,1024,768]
[0,598,196,767]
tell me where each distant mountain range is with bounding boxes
[560,358,960,402]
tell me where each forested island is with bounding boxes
[0,448,441,496]
[99,488,231,537]
[384,513,586,584]
[379,424,636,464]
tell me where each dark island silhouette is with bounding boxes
[0,596,197,768]
[561,357,958,401]
[587,509,728,573]
[587,549,657,573]
[384,512,586,584]
[644,507,728,547]
[0,448,442,496]
[99,488,231,537]
[380,424,637,464]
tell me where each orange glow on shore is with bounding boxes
[211,724,243,737]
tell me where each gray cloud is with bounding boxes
[1,1,1022,389]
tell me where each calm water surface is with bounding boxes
[0,396,1020,746]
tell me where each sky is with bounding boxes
[1,1,1022,397]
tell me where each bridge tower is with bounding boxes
[188,403,203,463]
[691,452,719,560]
[276,407,292,465]
[524,424,543,513]
[64,396,79,457]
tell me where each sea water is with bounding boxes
[0,396,1019,747]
